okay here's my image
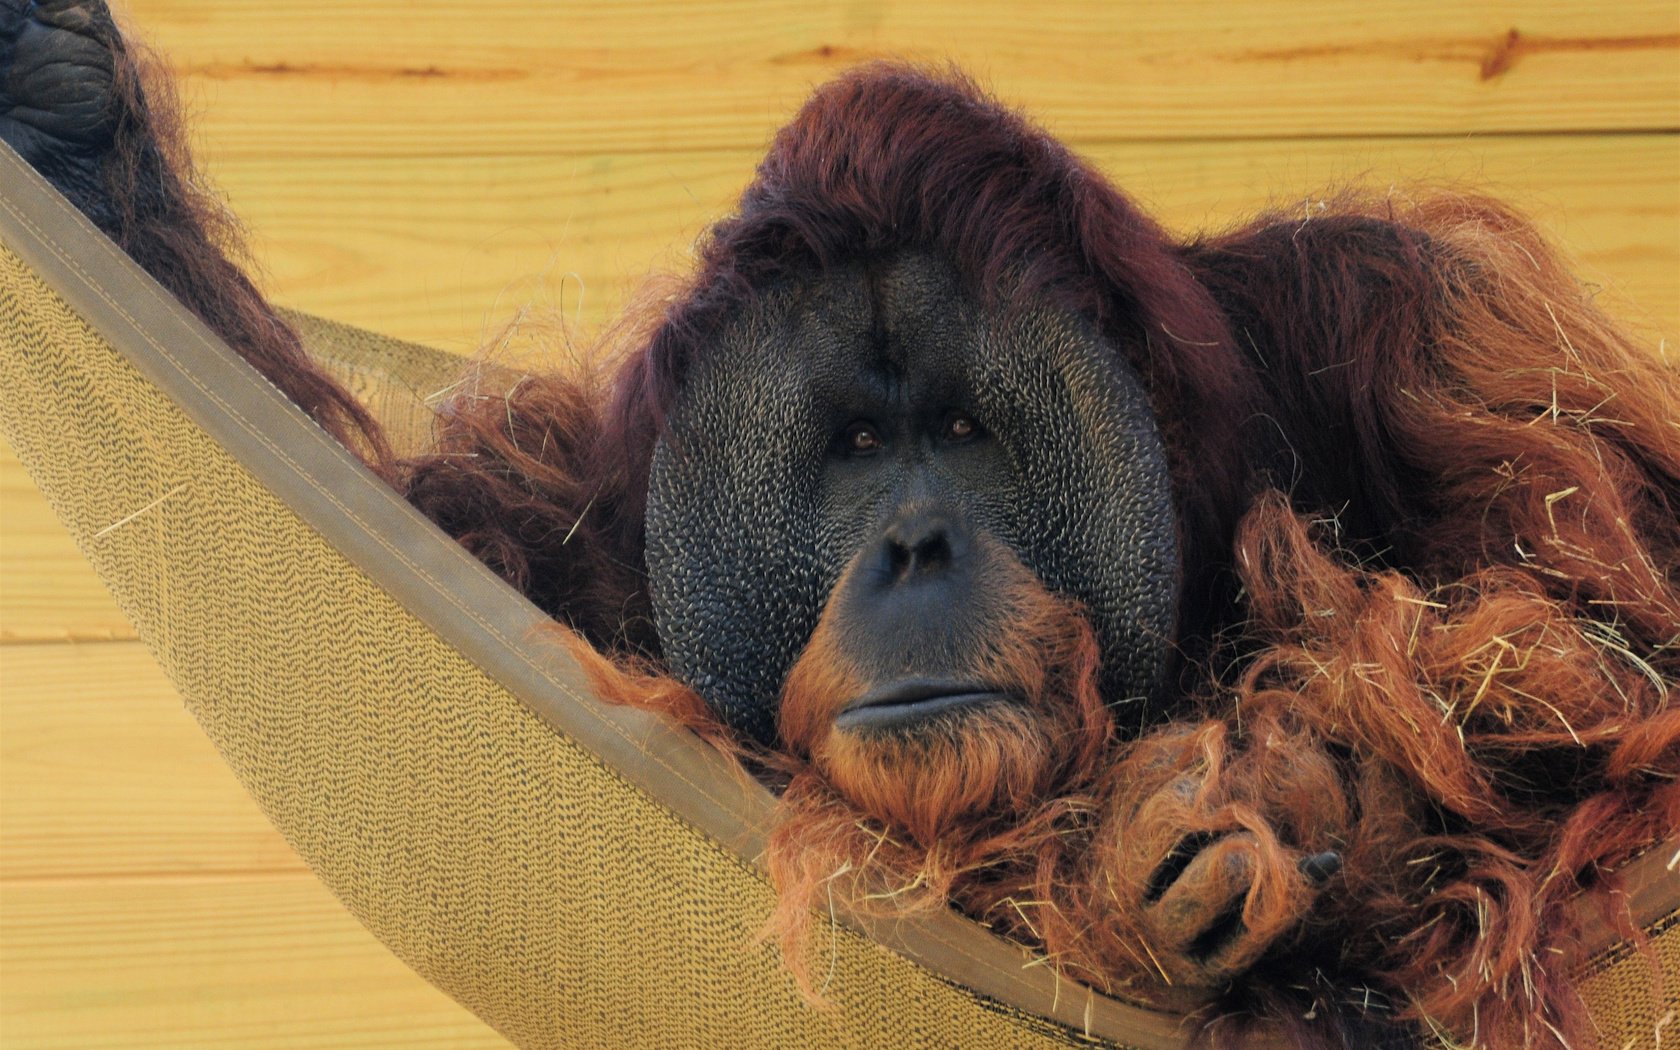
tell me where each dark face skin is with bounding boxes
[647,251,1182,746]
[1,3,1181,749]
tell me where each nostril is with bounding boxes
[884,523,952,581]
[876,509,970,584]
[886,537,913,579]
[912,531,951,572]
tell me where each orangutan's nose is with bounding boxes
[879,509,965,582]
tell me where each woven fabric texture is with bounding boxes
[279,307,468,458]
[2,233,1675,1047]
[1573,908,1679,1049]
[0,241,1151,1047]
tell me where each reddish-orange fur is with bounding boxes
[570,282,1680,1040]
[780,534,1113,844]
[53,34,1678,1048]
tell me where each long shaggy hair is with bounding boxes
[85,44,1678,1049]
[536,76,1680,1047]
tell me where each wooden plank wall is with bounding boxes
[2,1,1676,1045]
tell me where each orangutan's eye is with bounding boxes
[844,422,883,455]
[946,413,980,443]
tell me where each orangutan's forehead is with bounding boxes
[701,250,1048,409]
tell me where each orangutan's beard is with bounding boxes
[778,551,1114,847]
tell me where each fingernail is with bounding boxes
[1299,850,1342,886]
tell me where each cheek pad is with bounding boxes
[970,314,1180,713]
[644,331,835,745]
[646,304,1182,742]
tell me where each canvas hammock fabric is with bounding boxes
[0,143,1675,1049]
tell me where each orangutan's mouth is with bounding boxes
[833,678,1012,732]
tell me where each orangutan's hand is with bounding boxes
[1,0,131,222]
[1093,727,1346,988]
[2,1,128,151]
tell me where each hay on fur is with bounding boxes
[64,41,1679,1048]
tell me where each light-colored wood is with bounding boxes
[126,0,1679,157]
[3,1,1675,1045]
[1,875,507,1048]
[0,642,303,879]
[6,134,1672,644]
[0,640,505,1045]
[2,446,140,642]
[205,134,1680,354]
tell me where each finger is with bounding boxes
[1299,849,1342,887]
[1109,773,1206,891]
[1146,832,1257,980]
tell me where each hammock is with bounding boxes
[1,142,1674,1049]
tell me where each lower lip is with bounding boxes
[833,689,1009,732]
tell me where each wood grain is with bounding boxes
[0,642,301,878]
[0,642,505,1044]
[2,448,139,642]
[2,876,506,1047]
[124,0,1680,157]
[2,1,1675,1045]
[202,133,1677,353]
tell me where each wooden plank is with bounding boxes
[202,133,1679,350]
[121,0,1679,157]
[0,641,301,878]
[1,445,139,642]
[0,642,506,1042]
[5,134,1675,642]
[7,6,1664,1044]
[0,875,507,1048]
[1091,133,1680,345]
